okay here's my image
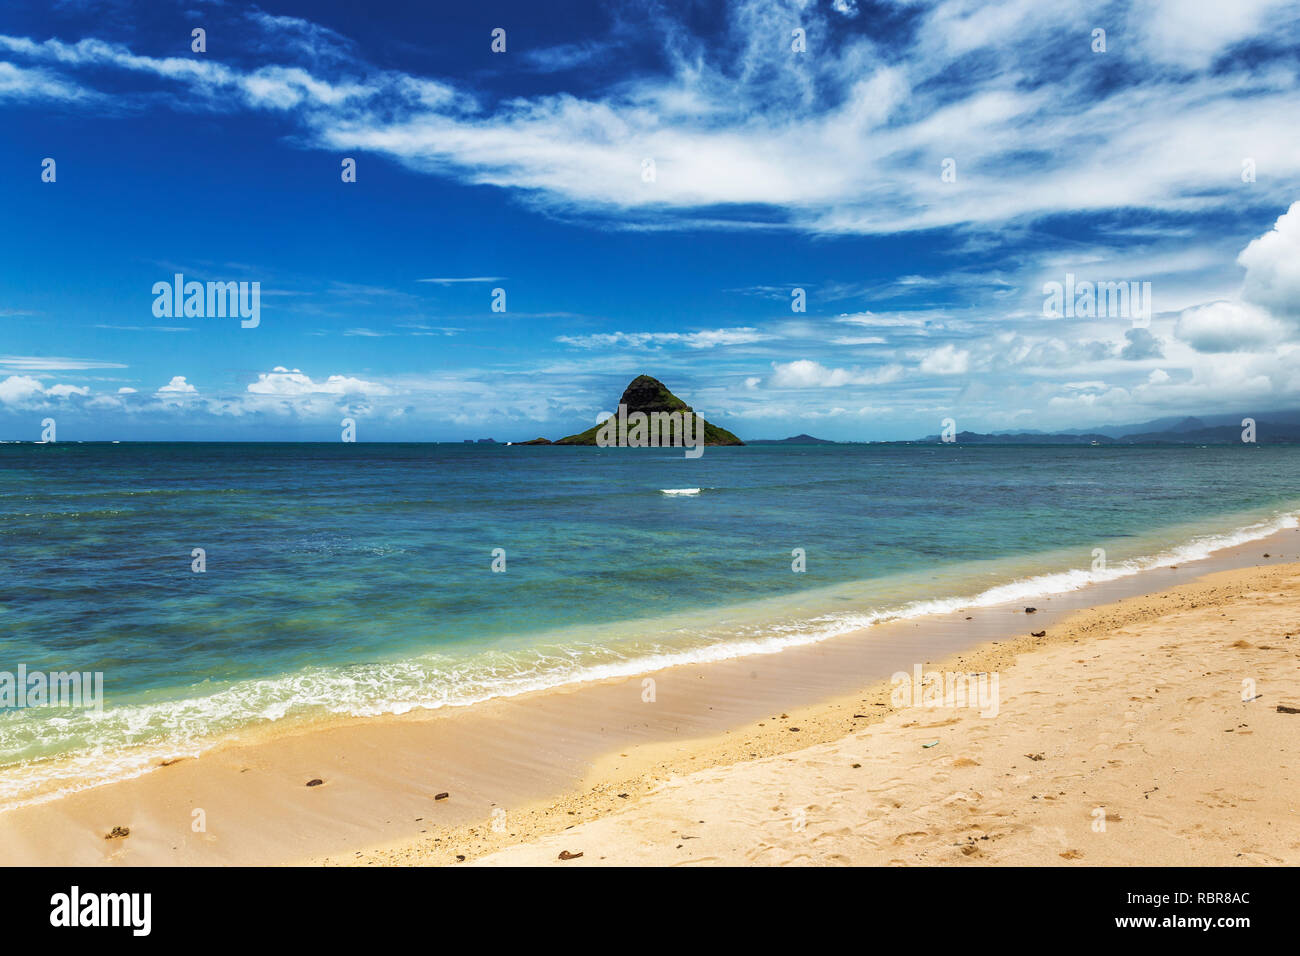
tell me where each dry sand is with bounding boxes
[1,549,1297,866]
[357,562,1300,866]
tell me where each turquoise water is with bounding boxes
[0,442,1297,800]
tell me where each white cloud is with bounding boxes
[0,355,127,371]
[1238,200,1300,320]
[158,375,198,394]
[1164,203,1300,354]
[0,375,46,404]
[0,61,89,101]
[557,328,771,350]
[246,368,390,396]
[1174,301,1286,353]
[768,359,903,388]
[0,375,89,406]
[918,344,971,375]
[45,384,90,398]
[1131,0,1295,69]
[4,1,1297,236]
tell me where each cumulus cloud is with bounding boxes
[918,344,971,375]
[0,375,48,405]
[0,375,88,406]
[768,359,903,388]
[246,367,390,396]
[1238,200,1300,321]
[1175,301,1285,353]
[158,375,197,394]
[1120,328,1164,361]
[45,384,90,398]
[1168,201,1300,355]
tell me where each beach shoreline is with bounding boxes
[0,526,1297,865]
[461,558,1300,867]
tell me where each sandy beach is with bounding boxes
[0,538,1297,867]
[467,561,1300,867]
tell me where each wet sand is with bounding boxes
[0,531,1296,866]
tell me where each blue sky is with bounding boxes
[2,0,1299,441]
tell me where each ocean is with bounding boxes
[1,441,1297,805]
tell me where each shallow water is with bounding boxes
[0,441,1296,792]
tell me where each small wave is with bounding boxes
[660,488,701,495]
[0,506,1295,811]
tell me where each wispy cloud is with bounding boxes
[557,328,774,350]
[416,277,506,285]
[0,355,128,371]
[4,0,1297,236]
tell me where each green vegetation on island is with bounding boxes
[554,375,743,446]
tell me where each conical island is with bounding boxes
[554,375,743,445]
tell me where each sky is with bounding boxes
[1,0,1299,441]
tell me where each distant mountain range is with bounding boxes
[915,412,1300,444]
[747,433,837,445]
